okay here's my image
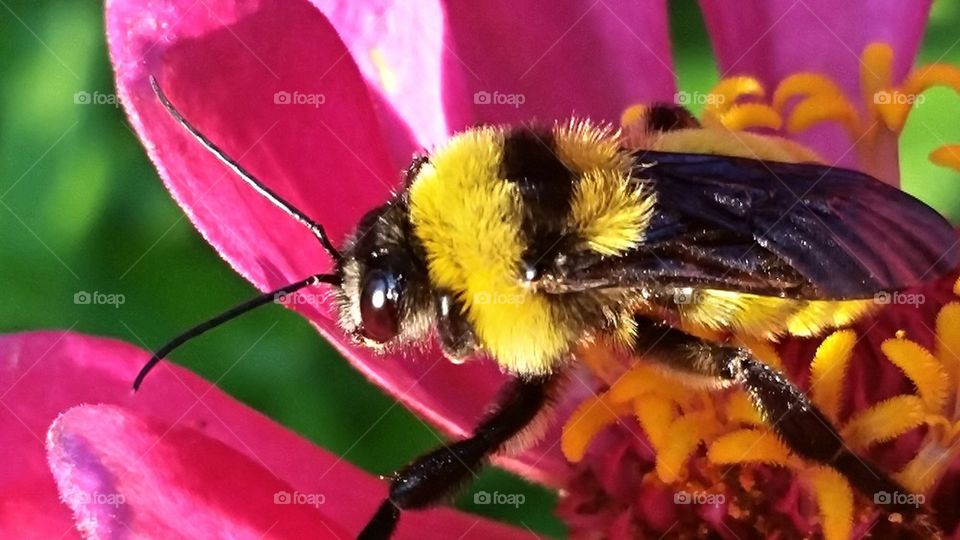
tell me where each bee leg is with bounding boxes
[631,321,919,515]
[358,375,554,539]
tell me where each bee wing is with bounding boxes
[545,151,959,299]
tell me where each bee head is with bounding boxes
[334,196,434,350]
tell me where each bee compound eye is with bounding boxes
[359,270,400,343]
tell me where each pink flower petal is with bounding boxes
[312,1,678,139]
[47,405,350,539]
[699,0,932,171]
[0,331,527,538]
[440,0,677,128]
[310,0,449,153]
[107,0,394,289]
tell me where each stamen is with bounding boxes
[930,145,960,173]
[704,76,766,119]
[715,103,783,131]
[724,392,764,426]
[561,395,631,462]
[707,428,793,467]
[880,338,949,411]
[933,303,960,402]
[633,393,677,451]
[809,330,857,423]
[903,64,960,95]
[605,364,696,407]
[785,94,861,138]
[861,43,895,113]
[896,443,954,493]
[809,466,854,540]
[772,73,845,111]
[840,395,926,450]
[867,54,960,134]
[656,410,720,483]
[901,64,960,101]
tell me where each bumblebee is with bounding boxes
[137,77,960,539]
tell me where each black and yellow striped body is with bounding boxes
[337,115,958,377]
[405,121,650,374]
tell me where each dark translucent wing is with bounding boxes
[555,225,817,298]
[547,151,959,299]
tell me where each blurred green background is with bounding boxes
[1,1,959,537]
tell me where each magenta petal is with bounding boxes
[699,0,932,169]
[441,0,677,129]
[107,0,395,288]
[47,405,350,539]
[0,331,527,538]
[47,405,526,539]
[310,0,449,152]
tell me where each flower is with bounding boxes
[560,277,960,538]
[0,331,525,538]
[105,0,960,536]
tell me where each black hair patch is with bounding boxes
[501,126,578,279]
[644,103,701,132]
[501,126,575,221]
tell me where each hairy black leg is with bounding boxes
[631,319,921,515]
[358,375,554,539]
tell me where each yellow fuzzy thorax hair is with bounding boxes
[408,121,653,374]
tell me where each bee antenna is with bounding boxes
[133,273,340,391]
[149,75,342,263]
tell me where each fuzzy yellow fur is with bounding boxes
[638,126,822,164]
[680,290,877,339]
[408,127,572,374]
[409,122,655,375]
[555,120,655,256]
